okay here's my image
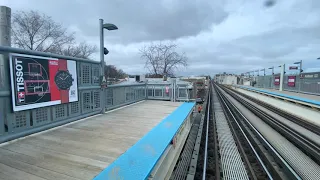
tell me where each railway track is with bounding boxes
[221,85,320,166]
[217,84,320,179]
[229,87,320,137]
[215,85,271,180]
[172,82,320,180]
[193,84,220,180]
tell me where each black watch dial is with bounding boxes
[54,70,74,90]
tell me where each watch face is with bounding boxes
[54,71,74,90]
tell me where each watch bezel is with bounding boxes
[54,70,74,90]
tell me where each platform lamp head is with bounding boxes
[268,67,274,75]
[294,60,303,73]
[103,23,118,31]
[278,64,286,74]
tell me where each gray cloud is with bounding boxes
[6,0,228,44]
[3,0,320,76]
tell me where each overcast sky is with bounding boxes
[2,0,320,76]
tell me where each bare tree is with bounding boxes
[11,10,75,52]
[48,42,97,59]
[140,44,162,76]
[105,65,127,79]
[140,42,188,76]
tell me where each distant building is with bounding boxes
[215,74,239,85]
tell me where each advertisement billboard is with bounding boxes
[301,72,320,79]
[274,76,280,85]
[10,53,78,111]
[165,86,169,94]
[287,76,296,87]
[289,66,298,70]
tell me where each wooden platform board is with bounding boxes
[0,100,182,180]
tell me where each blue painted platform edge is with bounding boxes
[93,102,195,180]
[237,85,320,106]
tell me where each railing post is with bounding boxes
[0,6,11,136]
[145,82,147,99]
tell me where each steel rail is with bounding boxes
[202,87,210,180]
[229,87,320,137]
[215,86,272,180]
[223,86,320,165]
[216,84,301,180]
[211,83,220,180]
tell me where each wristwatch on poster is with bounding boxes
[54,60,74,103]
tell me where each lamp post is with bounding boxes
[269,66,274,89]
[294,60,302,93]
[278,64,285,91]
[260,68,265,88]
[268,66,274,75]
[99,19,118,114]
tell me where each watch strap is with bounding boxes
[58,60,68,71]
[60,90,69,103]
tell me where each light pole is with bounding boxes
[278,64,285,91]
[99,19,118,114]
[294,60,302,93]
[268,66,274,75]
[269,66,274,89]
[260,68,265,76]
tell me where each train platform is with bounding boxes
[237,86,320,109]
[234,86,320,127]
[0,100,195,180]
[262,88,320,102]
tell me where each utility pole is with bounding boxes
[0,6,11,92]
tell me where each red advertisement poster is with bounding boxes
[165,86,169,94]
[10,53,78,112]
[288,76,296,87]
[274,76,280,85]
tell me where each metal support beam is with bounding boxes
[299,60,302,93]
[0,6,11,92]
[0,6,10,46]
[279,64,285,91]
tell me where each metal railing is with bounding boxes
[0,46,148,143]
[0,46,195,143]
[254,73,320,95]
[147,83,193,101]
